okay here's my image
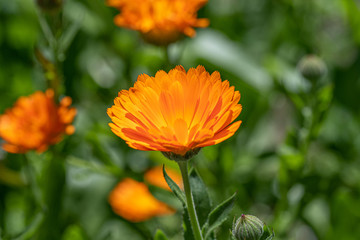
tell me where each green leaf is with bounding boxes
[154,229,169,240]
[163,166,195,239]
[189,168,212,227]
[259,225,275,240]
[62,225,85,240]
[317,84,333,111]
[162,165,186,205]
[341,0,360,43]
[58,20,81,55]
[203,193,237,239]
[12,212,44,240]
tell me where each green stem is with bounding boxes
[164,46,171,65]
[23,154,44,208]
[177,161,203,240]
[38,155,65,240]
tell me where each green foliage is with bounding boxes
[189,168,212,228]
[154,229,169,240]
[1,0,360,239]
[62,225,85,240]
[203,193,237,239]
[163,165,186,205]
[163,166,194,240]
[11,212,44,240]
[259,225,275,240]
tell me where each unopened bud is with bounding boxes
[297,55,327,82]
[36,0,63,12]
[232,214,274,240]
[232,214,264,240]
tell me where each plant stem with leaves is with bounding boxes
[178,161,203,240]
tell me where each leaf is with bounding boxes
[163,166,195,239]
[162,165,186,205]
[317,84,333,112]
[154,229,169,240]
[12,212,44,240]
[189,168,212,227]
[203,193,237,239]
[62,225,85,240]
[259,225,275,240]
[58,20,81,54]
[341,0,360,43]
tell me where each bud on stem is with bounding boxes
[232,214,275,240]
[297,55,327,82]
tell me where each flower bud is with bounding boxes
[232,214,264,240]
[232,214,275,240]
[297,55,327,82]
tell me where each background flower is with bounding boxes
[107,65,242,157]
[2,1,360,239]
[144,166,183,190]
[108,178,175,222]
[0,89,76,153]
[107,0,209,45]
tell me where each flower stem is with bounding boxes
[163,46,171,71]
[177,161,203,240]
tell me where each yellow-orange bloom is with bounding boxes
[0,89,76,153]
[107,0,209,45]
[107,65,242,158]
[145,166,183,191]
[108,178,175,222]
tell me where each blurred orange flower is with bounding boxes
[0,89,76,154]
[109,178,175,222]
[145,166,183,191]
[107,65,242,159]
[107,0,209,45]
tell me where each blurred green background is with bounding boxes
[1,0,360,239]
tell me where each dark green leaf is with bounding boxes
[203,193,237,239]
[189,168,212,227]
[259,225,275,240]
[163,165,186,205]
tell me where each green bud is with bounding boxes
[232,214,264,240]
[232,214,274,240]
[162,148,201,161]
[297,55,327,82]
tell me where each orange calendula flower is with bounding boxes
[107,0,209,45]
[107,65,242,160]
[0,89,76,154]
[109,178,175,222]
[145,166,183,191]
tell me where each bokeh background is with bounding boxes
[1,0,360,239]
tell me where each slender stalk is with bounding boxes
[177,161,203,240]
[163,46,173,72]
[23,154,44,207]
[37,152,65,240]
[164,46,171,66]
